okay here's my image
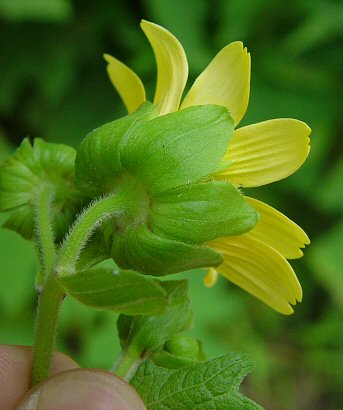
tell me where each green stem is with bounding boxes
[113,348,143,381]
[56,192,129,276]
[34,186,56,288]
[32,185,61,386]
[31,187,133,385]
[31,274,64,386]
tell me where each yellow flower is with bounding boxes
[104,20,311,315]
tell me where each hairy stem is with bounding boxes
[31,274,64,386]
[31,187,133,385]
[56,192,129,276]
[34,186,56,288]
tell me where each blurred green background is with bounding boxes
[1,0,343,408]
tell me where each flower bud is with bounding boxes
[165,334,200,359]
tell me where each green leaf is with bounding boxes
[0,138,76,210]
[131,354,263,409]
[74,102,157,196]
[2,204,34,240]
[112,223,223,275]
[58,268,168,316]
[0,137,78,241]
[33,138,76,180]
[120,105,234,196]
[117,280,192,358]
[0,138,41,211]
[151,181,258,243]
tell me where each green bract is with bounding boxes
[151,181,258,243]
[117,280,192,361]
[75,103,258,275]
[0,138,79,240]
[120,104,232,195]
[75,102,157,196]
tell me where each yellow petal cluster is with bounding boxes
[104,20,311,314]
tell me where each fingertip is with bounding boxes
[17,368,146,410]
[50,350,80,375]
[0,345,79,410]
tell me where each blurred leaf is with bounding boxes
[285,2,343,54]
[58,293,120,368]
[313,158,343,213]
[0,214,36,313]
[305,349,343,389]
[0,314,34,345]
[308,218,343,310]
[0,134,13,162]
[297,311,343,348]
[216,0,271,43]
[80,310,119,368]
[0,0,73,22]
[146,0,212,72]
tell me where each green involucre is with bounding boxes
[73,103,258,275]
[0,103,259,277]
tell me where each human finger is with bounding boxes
[0,344,79,410]
[16,368,146,410]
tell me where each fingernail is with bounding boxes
[17,369,146,410]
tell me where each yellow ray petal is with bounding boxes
[216,119,311,187]
[245,197,310,259]
[203,268,219,288]
[104,54,146,114]
[140,20,188,115]
[180,42,250,127]
[207,236,302,314]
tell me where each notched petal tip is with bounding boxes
[208,235,303,315]
[218,118,312,187]
[244,197,310,260]
[296,286,303,303]
[282,304,295,315]
[284,286,303,314]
